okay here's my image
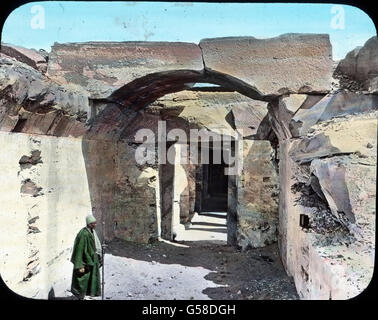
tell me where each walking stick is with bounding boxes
[101,219,106,300]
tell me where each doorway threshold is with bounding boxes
[199,212,227,218]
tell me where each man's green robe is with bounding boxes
[71,227,101,298]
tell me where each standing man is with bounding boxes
[70,215,102,300]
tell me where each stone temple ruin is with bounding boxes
[0,34,376,299]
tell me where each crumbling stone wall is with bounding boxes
[80,136,161,244]
[236,140,279,249]
[269,36,377,299]
[277,112,376,299]
[0,53,88,136]
[112,141,160,243]
[0,132,93,299]
[46,34,333,100]
[334,36,378,93]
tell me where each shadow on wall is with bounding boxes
[81,132,161,245]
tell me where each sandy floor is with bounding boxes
[175,212,228,243]
[55,214,298,300]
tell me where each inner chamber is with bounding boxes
[201,146,228,213]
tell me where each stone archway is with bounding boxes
[82,68,280,250]
[6,35,374,300]
[84,68,269,139]
[43,36,332,253]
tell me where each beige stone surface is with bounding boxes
[0,54,88,136]
[335,36,378,93]
[47,42,203,98]
[236,140,279,249]
[290,92,378,137]
[1,43,47,73]
[269,94,308,140]
[111,142,160,243]
[231,101,269,137]
[0,132,92,299]
[321,118,377,154]
[80,138,162,245]
[154,90,269,138]
[279,112,376,299]
[281,94,308,114]
[200,34,333,96]
[155,90,255,109]
[178,105,233,133]
[289,114,377,163]
[44,34,335,99]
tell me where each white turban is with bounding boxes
[86,215,96,225]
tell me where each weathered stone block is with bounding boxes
[47,42,204,98]
[335,36,378,93]
[268,94,308,140]
[1,43,47,73]
[200,34,333,96]
[281,110,376,299]
[0,132,93,299]
[289,116,377,163]
[236,140,279,249]
[111,143,160,243]
[0,55,89,136]
[291,92,378,137]
[155,90,269,138]
[310,158,355,225]
[231,101,268,137]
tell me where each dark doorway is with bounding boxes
[201,146,228,212]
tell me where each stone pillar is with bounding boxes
[159,162,174,240]
[82,138,118,243]
[235,140,279,249]
[111,142,160,243]
[227,173,238,246]
[179,144,192,224]
[194,165,203,213]
[278,140,290,274]
[187,162,197,220]
[172,143,187,237]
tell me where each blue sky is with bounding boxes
[1,1,376,60]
